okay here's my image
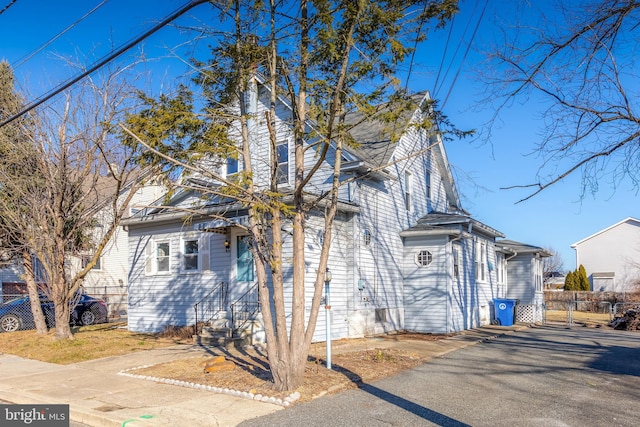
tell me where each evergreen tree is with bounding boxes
[564,270,576,291]
[0,61,49,334]
[577,264,590,291]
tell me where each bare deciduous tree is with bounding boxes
[542,246,565,283]
[0,64,153,339]
[484,0,640,202]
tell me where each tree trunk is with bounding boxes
[53,298,74,340]
[22,251,48,334]
[270,352,308,392]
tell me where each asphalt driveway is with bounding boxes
[240,325,640,427]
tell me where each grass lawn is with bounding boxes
[0,322,190,364]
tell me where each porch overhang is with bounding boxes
[399,228,465,238]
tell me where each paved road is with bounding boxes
[240,325,640,427]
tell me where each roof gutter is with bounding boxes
[400,228,466,238]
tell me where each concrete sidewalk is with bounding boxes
[0,325,527,426]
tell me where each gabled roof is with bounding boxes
[570,217,640,247]
[400,212,504,239]
[343,91,462,211]
[496,239,551,257]
[344,92,426,167]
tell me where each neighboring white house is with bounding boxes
[0,179,165,318]
[571,217,640,292]
[122,80,546,338]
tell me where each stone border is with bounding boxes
[118,364,300,407]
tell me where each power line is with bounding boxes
[0,0,209,129]
[441,0,487,109]
[435,0,480,98]
[14,0,110,69]
[0,0,18,16]
[432,13,456,98]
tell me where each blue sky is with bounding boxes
[0,0,636,270]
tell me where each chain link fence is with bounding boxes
[543,291,640,327]
[0,292,120,332]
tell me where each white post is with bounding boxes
[324,268,332,370]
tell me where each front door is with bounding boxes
[236,235,254,284]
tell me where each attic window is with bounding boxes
[415,250,432,267]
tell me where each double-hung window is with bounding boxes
[404,171,413,211]
[276,140,289,184]
[155,241,171,273]
[81,254,101,271]
[453,245,460,279]
[227,155,239,177]
[475,241,486,281]
[182,239,199,271]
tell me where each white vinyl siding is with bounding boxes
[128,222,231,333]
[403,236,449,334]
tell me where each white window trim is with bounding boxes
[405,171,413,211]
[225,152,242,178]
[148,239,172,275]
[475,240,487,282]
[453,245,460,279]
[415,249,433,267]
[276,138,290,185]
[180,236,201,273]
[81,254,102,271]
[362,228,372,246]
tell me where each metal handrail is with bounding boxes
[193,281,228,335]
[230,283,260,334]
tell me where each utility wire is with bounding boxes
[432,13,455,98]
[0,0,209,129]
[13,0,110,69]
[0,0,18,16]
[404,4,430,93]
[441,0,488,109]
[435,0,479,98]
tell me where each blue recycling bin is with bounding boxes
[493,298,517,326]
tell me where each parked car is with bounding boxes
[0,292,108,332]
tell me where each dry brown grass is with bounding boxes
[545,310,612,326]
[133,338,436,403]
[0,322,189,364]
